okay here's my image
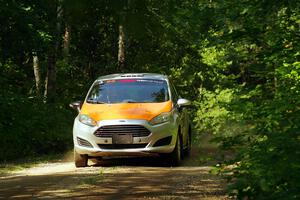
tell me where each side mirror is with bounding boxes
[69,101,82,113]
[177,98,191,107]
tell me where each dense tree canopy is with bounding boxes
[1,0,299,199]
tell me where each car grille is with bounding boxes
[94,125,151,138]
[98,144,147,149]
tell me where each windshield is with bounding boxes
[86,79,169,104]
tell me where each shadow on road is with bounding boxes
[90,146,219,168]
[0,147,228,200]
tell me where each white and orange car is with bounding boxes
[70,73,191,167]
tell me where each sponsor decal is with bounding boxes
[103,79,165,84]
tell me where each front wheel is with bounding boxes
[74,149,88,167]
[184,131,192,158]
[166,134,182,166]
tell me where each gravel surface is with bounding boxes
[0,148,228,200]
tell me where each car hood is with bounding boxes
[80,100,173,121]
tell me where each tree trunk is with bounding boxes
[32,52,41,98]
[44,51,56,103]
[118,24,125,69]
[63,23,71,59]
[55,0,63,54]
[44,0,63,103]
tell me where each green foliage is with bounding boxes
[0,61,73,161]
[226,62,300,199]
[195,88,233,135]
[1,1,300,199]
[192,1,300,199]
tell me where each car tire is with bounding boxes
[167,133,182,166]
[184,130,192,158]
[74,149,88,167]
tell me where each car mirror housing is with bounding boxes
[69,101,82,113]
[177,98,191,107]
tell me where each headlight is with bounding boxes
[79,114,97,127]
[149,112,171,125]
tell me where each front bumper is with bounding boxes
[73,117,177,157]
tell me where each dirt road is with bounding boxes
[0,149,228,200]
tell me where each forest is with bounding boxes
[1,0,300,199]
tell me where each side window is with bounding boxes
[169,80,179,103]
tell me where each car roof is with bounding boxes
[96,73,168,81]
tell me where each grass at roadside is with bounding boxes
[0,151,72,176]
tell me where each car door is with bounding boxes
[169,80,188,145]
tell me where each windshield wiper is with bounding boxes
[96,101,106,104]
[87,99,106,104]
[122,99,138,103]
